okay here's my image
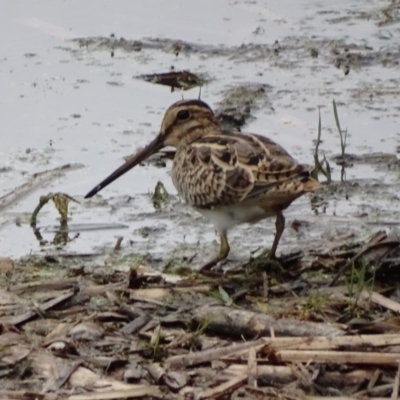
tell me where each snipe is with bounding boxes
[85,99,321,271]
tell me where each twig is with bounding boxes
[392,362,400,400]
[260,334,400,351]
[198,373,248,399]
[69,387,163,399]
[367,369,382,391]
[114,236,123,251]
[362,291,400,314]
[165,339,264,368]
[247,346,257,388]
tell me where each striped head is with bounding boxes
[159,99,217,147]
[84,99,217,198]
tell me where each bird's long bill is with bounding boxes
[84,135,164,198]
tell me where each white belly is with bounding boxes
[196,205,275,232]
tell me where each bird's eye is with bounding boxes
[176,109,190,120]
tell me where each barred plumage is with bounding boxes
[85,99,321,271]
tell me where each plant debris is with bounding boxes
[136,70,204,92]
[30,192,79,227]
[2,228,400,399]
[151,181,170,210]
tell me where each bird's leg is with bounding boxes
[200,230,230,272]
[269,211,285,259]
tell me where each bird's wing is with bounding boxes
[174,132,314,209]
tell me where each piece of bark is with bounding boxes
[120,314,151,335]
[10,279,78,295]
[30,351,161,397]
[192,305,345,338]
[0,288,77,326]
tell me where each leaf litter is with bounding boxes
[2,219,400,399]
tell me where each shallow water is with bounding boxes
[1,0,400,262]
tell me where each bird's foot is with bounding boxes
[199,258,225,275]
[262,249,304,274]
